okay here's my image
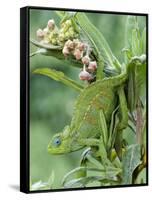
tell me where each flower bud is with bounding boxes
[36,29,44,39]
[69,30,75,38]
[47,19,55,30]
[65,20,72,27]
[60,28,66,34]
[51,38,57,45]
[73,39,79,46]
[82,55,90,65]
[87,61,97,72]
[58,33,65,42]
[62,46,70,57]
[77,42,86,51]
[64,32,70,40]
[43,28,49,36]
[73,49,82,60]
[65,40,74,50]
[79,70,93,80]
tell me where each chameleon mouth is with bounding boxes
[47,145,84,155]
[70,145,84,153]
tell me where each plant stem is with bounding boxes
[136,99,143,145]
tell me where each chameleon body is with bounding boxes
[48,71,128,155]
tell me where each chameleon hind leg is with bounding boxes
[97,110,114,166]
[115,86,128,159]
[117,86,128,130]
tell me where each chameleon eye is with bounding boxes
[53,137,61,147]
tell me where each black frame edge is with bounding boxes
[20,6,30,193]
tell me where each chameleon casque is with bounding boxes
[48,70,128,156]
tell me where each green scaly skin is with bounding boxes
[48,71,128,155]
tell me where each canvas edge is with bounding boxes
[20,6,148,194]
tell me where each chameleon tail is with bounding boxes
[107,68,128,87]
[110,54,146,87]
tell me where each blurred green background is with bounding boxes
[29,9,146,189]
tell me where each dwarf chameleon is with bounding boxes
[48,69,129,157]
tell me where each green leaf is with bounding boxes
[76,13,121,70]
[62,166,121,188]
[125,16,137,48]
[30,46,82,67]
[85,153,104,169]
[30,47,64,59]
[132,28,141,56]
[30,180,49,191]
[47,171,55,188]
[122,144,141,184]
[30,39,62,50]
[125,16,146,60]
[62,166,101,187]
[141,27,146,54]
[107,106,119,151]
[55,11,66,18]
[33,68,83,92]
[63,176,102,188]
[125,16,145,62]
[98,110,108,146]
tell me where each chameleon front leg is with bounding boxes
[78,110,114,167]
[77,111,107,151]
[78,136,112,167]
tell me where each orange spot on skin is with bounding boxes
[85,114,97,125]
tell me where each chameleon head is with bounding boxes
[48,125,83,155]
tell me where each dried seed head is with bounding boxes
[62,46,70,57]
[36,29,44,39]
[88,61,97,72]
[73,49,83,60]
[47,19,55,30]
[82,55,90,65]
[79,70,93,80]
